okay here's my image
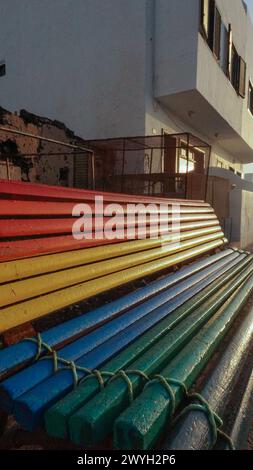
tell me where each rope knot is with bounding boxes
[108,369,150,403]
[174,392,235,450]
[144,375,188,417]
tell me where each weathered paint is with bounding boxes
[44,255,247,440]
[0,249,236,380]
[13,262,251,432]
[1,250,244,417]
[0,225,220,283]
[53,260,253,446]
[163,300,253,449]
[113,275,253,450]
[0,179,210,205]
[228,369,253,450]
[0,228,222,308]
[0,216,216,239]
[0,236,225,333]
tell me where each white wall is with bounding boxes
[1,0,253,168]
[0,0,147,140]
[208,166,253,247]
[197,36,243,137]
[154,0,199,97]
[241,190,253,248]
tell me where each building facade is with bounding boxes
[1,1,253,169]
[1,0,253,245]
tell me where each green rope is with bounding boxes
[108,369,150,403]
[142,376,234,450]
[24,335,125,390]
[22,336,235,449]
[41,351,106,388]
[24,334,54,360]
[144,375,188,416]
[173,392,235,450]
[25,334,82,386]
[23,336,154,400]
[218,430,235,451]
[79,370,114,390]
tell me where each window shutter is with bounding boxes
[238,57,246,98]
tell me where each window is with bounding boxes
[220,22,229,74]
[0,62,6,77]
[248,81,253,115]
[207,0,215,49]
[231,44,240,91]
[238,58,246,98]
[230,46,246,96]
[200,0,215,48]
[200,0,210,38]
[178,147,195,174]
[200,5,247,98]
[225,25,246,96]
[227,24,233,78]
[213,7,221,59]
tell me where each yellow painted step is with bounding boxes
[0,228,223,307]
[0,219,219,284]
[0,238,226,333]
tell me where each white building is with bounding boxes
[1,0,253,245]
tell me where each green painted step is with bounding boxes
[114,273,253,449]
[45,256,251,439]
[65,261,253,446]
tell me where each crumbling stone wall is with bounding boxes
[0,106,89,187]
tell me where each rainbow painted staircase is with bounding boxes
[0,179,252,450]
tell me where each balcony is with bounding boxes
[154,0,253,163]
[86,133,211,201]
